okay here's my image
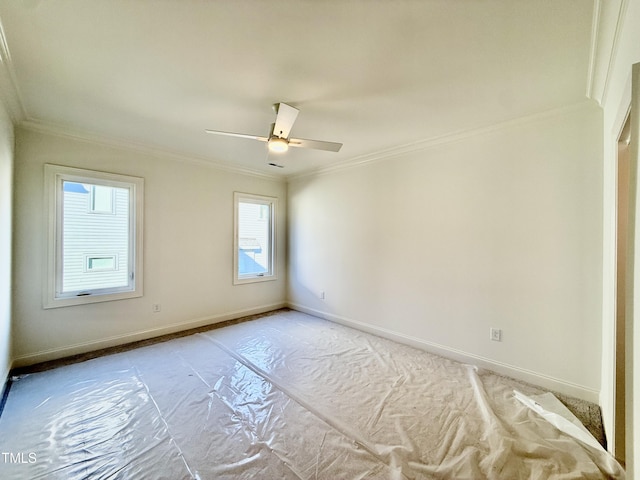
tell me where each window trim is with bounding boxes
[233,192,277,285]
[44,164,144,308]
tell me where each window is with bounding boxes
[85,255,118,272]
[44,165,144,308]
[234,192,277,284]
[90,185,115,213]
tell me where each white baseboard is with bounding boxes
[12,301,601,404]
[12,302,287,368]
[288,302,600,404]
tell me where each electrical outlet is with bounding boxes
[490,328,502,342]
[152,303,161,313]
[320,291,325,300]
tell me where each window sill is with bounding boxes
[43,290,143,309]
[233,274,278,286]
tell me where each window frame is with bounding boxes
[44,164,144,308]
[233,192,277,285]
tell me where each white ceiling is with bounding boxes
[0,0,598,177]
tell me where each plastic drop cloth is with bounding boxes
[0,310,625,479]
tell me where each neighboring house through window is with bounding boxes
[44,164,144,308]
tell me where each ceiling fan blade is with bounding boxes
[288,137,342,152]
[272,103,299,139]
[205,129,269,142]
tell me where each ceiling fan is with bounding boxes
[205,103,342,156]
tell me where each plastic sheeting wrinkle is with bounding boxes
[202,334,413,480]
[314,432,328,479]
[173,351,222,424]
[466,365,521,476]
[366,378,403,432]
[200,358,305,478]
[131,365,200,480]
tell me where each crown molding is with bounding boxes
[588,0,630,105]
[19,119,284,182]
[600,0,630,106]
[585,0,602,100]
[20,99,596,185]
[287,100,599,182]
[0,16,27,122]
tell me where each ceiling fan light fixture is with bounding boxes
[268,137,289,153]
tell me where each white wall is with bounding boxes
[288,102,603,402]
[0,102,13,385]
[12,127,287,366]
